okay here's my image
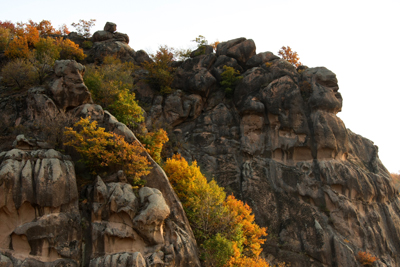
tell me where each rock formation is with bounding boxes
[0,60,200,266]
[136,37,400,267]
[89,22,151,65]
[1,29,400,266]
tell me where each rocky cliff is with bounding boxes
[0,60,200,266]
[0,24,399,267]
[135,38,400,266]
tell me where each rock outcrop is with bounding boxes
[1,32,400,266]
[89,22,151,65]
[137,37,400,267]
[0,60,201,266]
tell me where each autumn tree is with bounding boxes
[278,46,302,67]
[4,36,30,58]
[71,19,96,38]
[0,20,16,34]
[142,45,175,94]
[64,117,151,185]
[163,154,269,267]
[58,23,70,35]
[56,38,86,61]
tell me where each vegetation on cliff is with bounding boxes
[164,154,271,267]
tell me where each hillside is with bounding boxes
[1,21,399,267]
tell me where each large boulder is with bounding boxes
[49,60,93,112]
[104,22,117,33]
[0,145,81,265]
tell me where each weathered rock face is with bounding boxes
[49,60,93,112]
[0,147,81,266]
[89,22,150,64]
[0,61,201,266]
[137,37,400,266]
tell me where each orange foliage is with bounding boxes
[278,46,301,68]
[56,38,86,61]
[226,243,270,267]
[164,154,269,266]
[4,36,30,58]
[64,117,151,184]
[58,23,70,35]
[35,20,58,36]
[225,195,267,257]
[357,251,377,266]
[211,40,220,52]
[22,25,40,47]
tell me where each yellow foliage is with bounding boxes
[163,154,269,266]
[64,117,151,184]
[142,128,169,164]
[56,38,86,61]
[226,243,270,267]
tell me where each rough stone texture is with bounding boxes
[137,37,400,267]
[67,32,86,47]
[0,59,201,266]
[104,22,117,33]
[49,60,93,112]
[0,146,81,266]
[72,105,201,266]
[88,22,141,63]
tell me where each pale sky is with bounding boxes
[1,0,399,173]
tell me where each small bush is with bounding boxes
[278,46,302,68]
[220,65,243,97]
[64,117,151,185]
[141,45,175,94]
[357,251,377,266]
[1,58,35,89]
[82,40,93,49]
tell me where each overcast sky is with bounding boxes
[1,0,399,173]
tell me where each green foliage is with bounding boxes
[192,35,208,56]
[220,65,243,97]
[202,234,234,267]
[64,117,151,185]
[82,40,93,49]
[83,56,143,127]
[71,19,96,38]
[1,58,35,89]
[175,48,192,61]
[108,89,144,126]
[163,155,268,266]
[142,45,175,94]
[34,37,60,60]
[139,128,169,164]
